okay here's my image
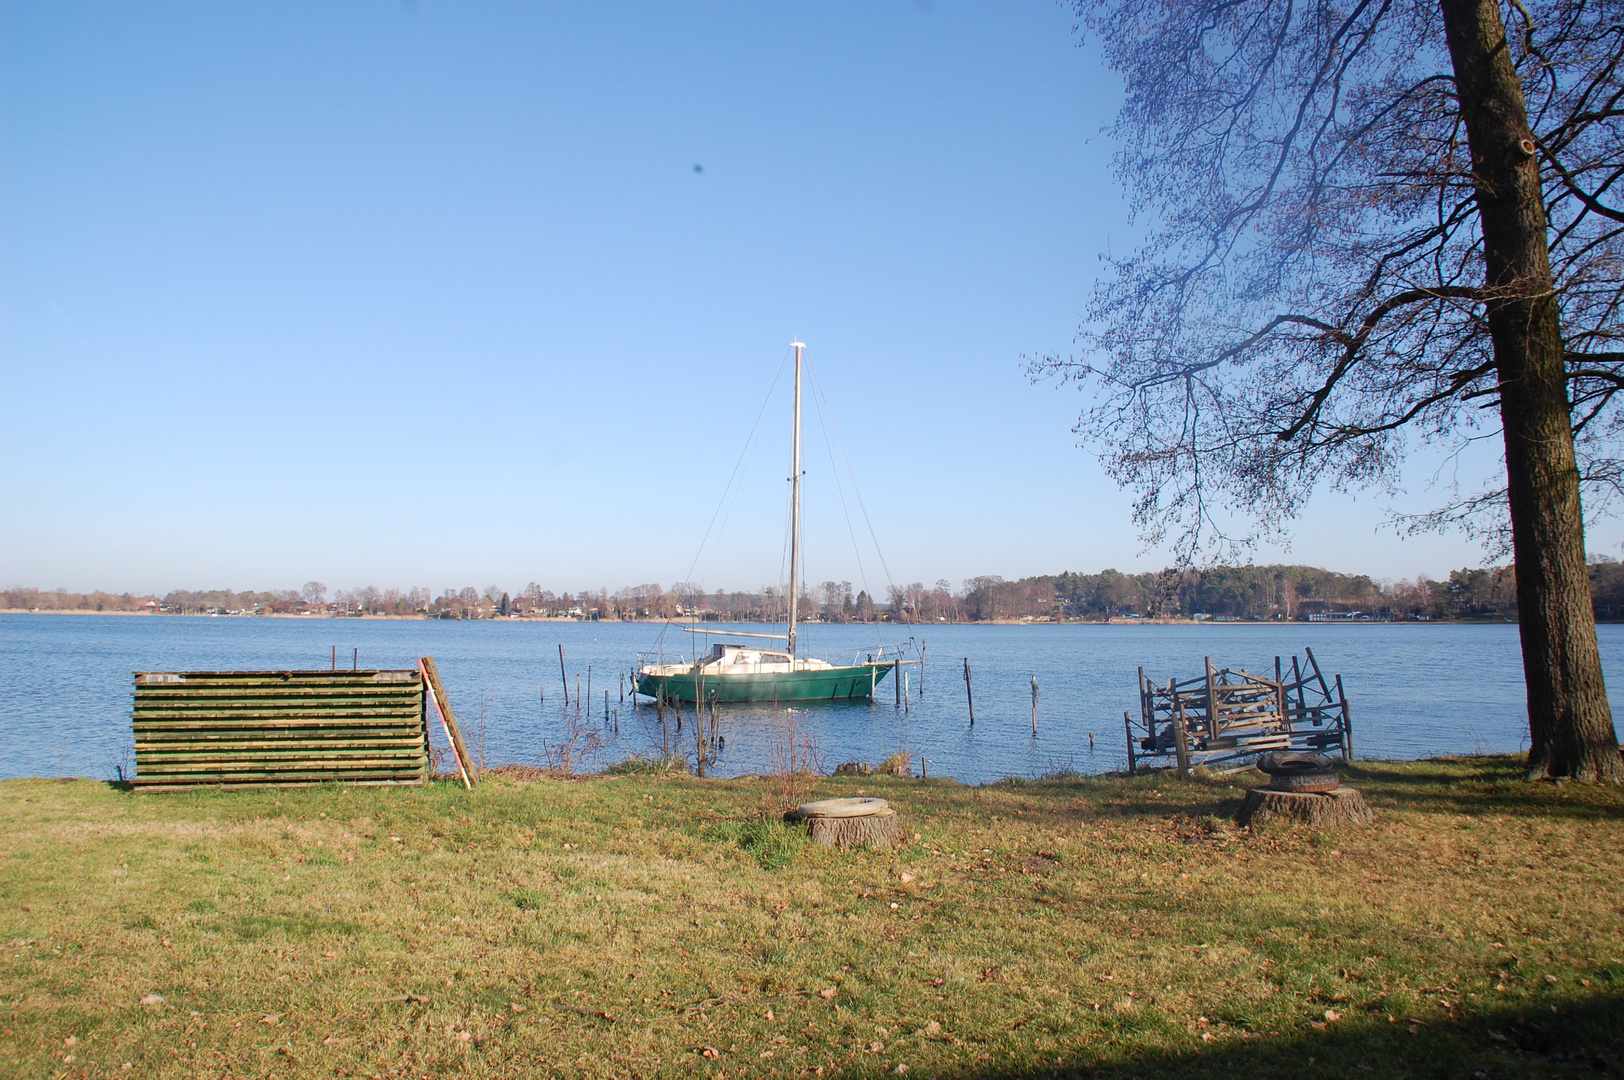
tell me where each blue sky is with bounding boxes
[2,1,1591,598]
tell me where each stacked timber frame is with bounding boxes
[1127,648,1353,775]
[132,670,431,791]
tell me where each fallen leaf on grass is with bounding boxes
[819,988,837,1000]
[701,1046,720,1059]
[509,1003,526,1013]
[561,1005,616,1023]
[322,1036,338,1046]
[1325,1009,1342,1022]
[261,1014,280,1025]
[140,994,164,1006]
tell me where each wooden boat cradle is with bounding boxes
[1126,647,1353,775]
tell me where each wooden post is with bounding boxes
[1124,711,1136,776]
[559,644,569,705]
[919,640,926,696]
[1275,656,1290,731]
[963,658,975,727]
[1030,676,1039,736]
[586,665,592,712]
[604,690,610,723]
[1337,674,1355,761]
[331,646,336,672]
[420,656,475,789]
[903,671,910,713]
[352,648,358,672]
[1204,656,1218,740]
[620,671,625,703]
[694,692,706,777]
[575,674,582,714]
[895,662,902,706]
[1138,665,1148,731]
[1305,646,1333,700]
[708,689,719,756]
[1172,695,1192,780]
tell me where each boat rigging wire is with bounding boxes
[804,351,898,602]
[652,347,792,657]
[809,360,874,611]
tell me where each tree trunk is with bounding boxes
[1440,0,1622,782]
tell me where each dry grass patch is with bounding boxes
[0,756,1621,1078]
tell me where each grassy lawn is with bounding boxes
[2,756,1622,1079]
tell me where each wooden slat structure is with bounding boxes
[1126,647,1352,776]
[132,669,430,791]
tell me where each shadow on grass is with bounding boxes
[1017,755,1624,826]
[1345,757,1624,823]
[937,992,1624,1079]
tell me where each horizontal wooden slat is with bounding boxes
[134,708,418,714]
[136,742,425,756]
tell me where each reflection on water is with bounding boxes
[4,614,1619,784]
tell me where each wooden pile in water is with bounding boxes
[1126,648,1352,775]
[131,669,432,791]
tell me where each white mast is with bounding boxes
[787,341,804,662]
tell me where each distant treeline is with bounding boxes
[15,560,1624,622]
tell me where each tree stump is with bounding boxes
[806,809,905,851]
[1236,785,1373,828]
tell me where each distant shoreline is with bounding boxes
[0,609,1521,625]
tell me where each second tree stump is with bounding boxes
[1236,785,1373,828]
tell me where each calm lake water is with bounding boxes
[5,614,1622,785]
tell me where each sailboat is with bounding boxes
[635,342,895,704]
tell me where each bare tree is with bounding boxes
[1037,0,1623,781]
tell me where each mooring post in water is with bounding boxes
[587,665,592,712]
[708,690,719,754]
[353,648,358,672]
[903,671,910,713]
[331,646,336,672]
[894,662,902,706]
[963,658,974,727]
[575,674,582,714]
[920,640,926,696]
[620,671,625,703]
[604,690,609,723]
[558,644,569,705]
[1031,675,1038,736]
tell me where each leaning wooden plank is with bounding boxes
[419,657,475,788]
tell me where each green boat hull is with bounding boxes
[636,663,892,704]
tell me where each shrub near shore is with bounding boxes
[2,758,1621,1078]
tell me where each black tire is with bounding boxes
[1257,751,1337,775]
[1268,770,1341,793]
